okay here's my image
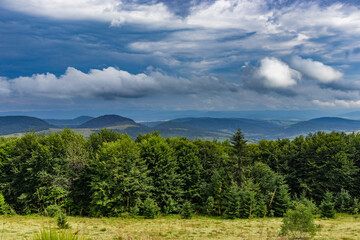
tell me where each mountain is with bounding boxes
[78,114,139,129]
[44,116,93,127]
[281,117,360,138]
[170,117,284,141]
[0,116,52,135]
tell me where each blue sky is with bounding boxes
[1,0,360,118]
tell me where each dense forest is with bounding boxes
[0,129,359,218]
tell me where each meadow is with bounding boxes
[0,214,359,240]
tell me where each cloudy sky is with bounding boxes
[1,0,360,118]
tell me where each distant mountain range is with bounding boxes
[0,116,52,135]
[2,114,360,141]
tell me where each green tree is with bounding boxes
[181,201,193,219]
[335,188,353,213]
[89,135,151,216]
[280,203,316,240]
[320,191,336,218]
[142,198,158,219]
[230,129,251,185]
[271,183,291,217]
[224,185,240,219]
[204,196,216,216]
[137,133,182,210]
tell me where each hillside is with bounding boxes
[281,117,360,138]
[44,116,93,127]
[78,114,138,129]
[0,116,52,135]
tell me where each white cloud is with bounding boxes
[256,57,300,88]
[6,67,238,99]
[313,99,360,108]
[1,0,180,28]
[312,100,336,107]
[290,56,343,83]
[0,77,11,96]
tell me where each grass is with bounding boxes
[0,214,359,239]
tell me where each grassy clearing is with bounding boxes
[0,214,359,240]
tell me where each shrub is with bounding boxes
[353,198,360,215]
[335,189,353,213]
[0,192,15,215]
[280,203,316,240]
[46,205,61,217]
[320,191,336,218]
[57,212,70,229]
[204,196,216,216]
[142,198,158,219]
[163,197,177,215]
[181,201,193,219]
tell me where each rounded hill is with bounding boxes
[0,116,52,135]
[78,114,137,129]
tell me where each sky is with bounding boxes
[1,0,360,118]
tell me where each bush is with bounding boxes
[57,212,70,229]
[0,192,15,215]
[181,201,193,219]
[163,197,177,215]
[292,196,318,215]
[320,191,336,218]
[142,198,158,219]
[46,205,61,217]
[280,203,316,240]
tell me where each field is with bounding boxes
[0,214,359,240]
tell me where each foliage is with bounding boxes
[181,201,193,219]
[163,197,177,215]
[204,196,216,216]
[57,212,69,229]
[46,204,61,217]
[0,192,14,215]
[320,191,336,218]
[335,188,353,213]
[0,129,360,218]
[142,198,158,219]
[271,183,291,217]
[280,203,316,240]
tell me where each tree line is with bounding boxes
[0,129,359,218]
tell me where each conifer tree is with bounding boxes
[224,185,240,219]
[230,129,250,185]
[320,191,336,218]
[181,201,193,219]
[142,198,158,219]
[271,184,291,217]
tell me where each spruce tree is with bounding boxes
[181,201,193,219]
[335,188,353,213]
[142,198,158,219]
[271,184,291,217]
[205,196,216,216]
[320,191,336,218]
[230,129,250,185]
[224,186,240,219]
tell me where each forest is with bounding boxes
[0,128,359,219]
